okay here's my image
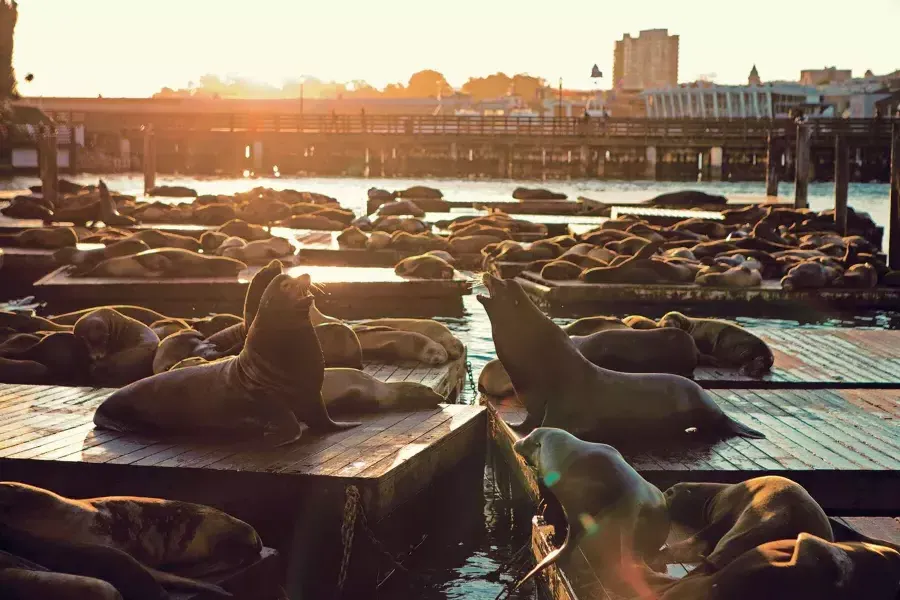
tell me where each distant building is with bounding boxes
[748,65,761,86]
[613,29,679,91]
[641,82,820,119]
[800,67,852,85]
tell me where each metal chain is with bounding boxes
[356,495,411,576]
[464,360,477,397]
[336,485,361,593]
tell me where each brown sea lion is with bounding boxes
[390,231,451,253]
[0,357,51,384]
[217,219,271,241]
[478,274,764,441]
[0,227,78,249]
[0,311,71,333]
[354,326,449,365]
[277,214,344,230]
[129,229,200,251]
[394,254,455,279]
[695,265,763,288]
[561,316,628,336]
[659,476,833,569]
[376,199,425,217]
[842,263,878,288]
[658,311,774,377]
[152,330,226,374]
[149,318,192,340]
[570,327,699,377]
[315,322,364,369]
[355,318,463,359]
[82,249,247,278]
[337,226,369,249]
[93,274,360,444]
[780,261,840,290]
[366,231,393,250]
[49,306,168,327]
[623,315,658,329]
[449,234,506,255]
[478,358,514,397]
[540,260,583,280]
[199,230,230,253]
[97,180,137,227]
[222,237,294,264]
[0,332,91,384]
[0,565,124,600]
[322,368,443,413]
[74,308,160,386]
[512,428,670,597]
[54,239,151,271]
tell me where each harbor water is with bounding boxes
[3,174,897,598]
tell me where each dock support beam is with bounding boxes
[890,123,900,269]
[68,125,79,174]
[143,125,156,194]
[765,132,779,196]
[794,123,811,209]
[39,126,58,207]
[834,134,849,235]
[709,147,724,181]
[644,146,657,180]
[596,149,605,178]
[580,145,590,177]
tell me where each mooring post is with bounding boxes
[143,124,156,194]
[39,126,59,207]
[765,132,779,196]
[834,134,849,235]
[596,148,606,178]
[580,144,590,177]
[709,147,724,181]
[644,145,658,180]
[890,123,900,269]
[794,123,811,209]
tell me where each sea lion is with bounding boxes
[570,327,699,377]
[366,231,393,250]
[376,199,425,217]
[780,260,839,290]
[658,312,774,377]
[217,219,271,241]
[394,254,455,279]
[623,315,658,329]
[315,322,364,369]
[477,274,764,441]
[74,308,160,387]
[645,190,727,206]
[448,234,507,255]
[192,203,238,226]
[0,332,91,384]
[49,306,168,327]
[54,239,151,271]
[390,231,451,253]
[93,274,359,444]
[149,318,192,340]
[842,263,878,288]
[0,357,51,384]
[695,265,763,288]
[82,249,247,278]
[395,185,443,199]
[561,316,628,336]
[147,185,197,197]
[660,476,833,569]
[478,358,514,397]
[355,318,463,359]
[354,326,449,365]
[604,235,654,255]
[222,237,294,264]
[512,187,566,200]
[337,226,369,249]
[0,481,258,583]
[97,180,137,227]
[0,227,78,249]
[130,230,200,251]
[512,428,670,596]
[1,196,53,220]
[0,565,124,600]
[199,230,230,253]
[0,311,71,333]
[322,368,444,413]
[277,214,344,230]
[540,260,583,280]
[152,330,226,374]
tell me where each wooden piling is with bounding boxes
[765,132,779,196]
[143,125,156,194]
[834,135,849,235]
[794,123,811,209]
[39,126,58,207]
[890,123,900,269]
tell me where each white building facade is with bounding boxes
[641,84,818,119]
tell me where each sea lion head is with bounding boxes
[663,482,728,530]
[513,427,580,478]
[657,311,691,331]
[0,481,60,515]
[258,274,313,319]
[73,310,113,361]
[476,273,530,319]
[164,503,263,575]
[387,381,444,410]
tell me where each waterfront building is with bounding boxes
[800,66,853,85]
[613,29,679,90]
[641,82,818,119]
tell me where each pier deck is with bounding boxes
[32,264,473,318]
[515,272,900,315]
[482,388,900,514]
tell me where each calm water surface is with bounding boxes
[5,174,896,598]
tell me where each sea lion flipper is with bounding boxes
[298,397,361,432]
[513,520,573,591]
[724,415,766,440]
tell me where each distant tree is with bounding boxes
[346,80,379,98]
[382,82,407,98]
[407,70,452,98]
[0,0,18,99]
[461,72,547,101]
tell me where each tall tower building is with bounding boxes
[613,29,679,90]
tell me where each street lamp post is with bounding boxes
[558,77,563,118]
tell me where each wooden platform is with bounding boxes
[694,328,900,389]
[482,390,900,514]
[516,271,900,316]
[32,264,473,318]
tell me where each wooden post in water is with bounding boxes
[890,123,900,269]
[765,132,779,196]
[794,123,811,208]
[834,134,849,235]
[39,126,59,207]
[143,125,156,194]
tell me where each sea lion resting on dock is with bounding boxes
[315,322,364,369]
[0,227,78,249]
[54,239,151,271]
[93,273,360,445]
[151,329,227,374]
[353,326,449,365]
[74,308,160,387]
[659,476,833,570]
[571,327,699,377]
[49,305,168,327]
[394,254,455,279]
[80,248,247,278]
[512,428,670,596]
[478,273,765,443]
[0,332,91,385]
[0,311,71,333]
[0,555,124,600]
[356,318,464,359]
[658,311,774,377]
[322,368,444,413]
[655,534,900,600]
[0,481,260,592]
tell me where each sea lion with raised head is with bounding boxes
[74,309,160,387]
[315,322,364,369]
[478,274,765,441]
[659,476,833,570]
[354,318,464,359]
[93,274,359,444]
[512,428,670,596]
[658,311,774,377]
[322,368,444,413]
[353,326,449,365]
[97,180,137,227]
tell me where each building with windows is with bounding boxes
[800,67,853,85]
[613,29,679,90]
[641,82,819,119]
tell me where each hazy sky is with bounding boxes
[12,0,898,97]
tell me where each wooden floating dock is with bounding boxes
[515,272,900,316]
[482,390,900,514]
[0,355,483,598]
[695,328,900,389]
[33,264,473,318]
